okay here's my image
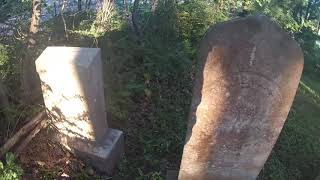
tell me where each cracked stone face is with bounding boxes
[179,15,303,180]
[36,47,108,142]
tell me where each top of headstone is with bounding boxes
[36,47,101,68]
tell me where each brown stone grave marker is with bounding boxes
[178,15,304,180]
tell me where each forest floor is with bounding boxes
[16,60,320,180]
[8,14,320,180]
[18,119,123,179]
[19,130,96,179]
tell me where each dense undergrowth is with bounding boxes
[0,0,320,179]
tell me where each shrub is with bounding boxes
[0,153,23,180]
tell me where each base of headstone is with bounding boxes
[54,128,124,175]
[166,170,179,180]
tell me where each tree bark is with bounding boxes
[21,0,42,104]
[29,0,41,49]
[78,0,82,11]
[54,1,57,16]
[61,0,68,40]
[0,81,9,120]
[151,0,158,15]
[132,0,141,37]
[124,0,128,14]
[85,0,91,9]
[317,15,320,35]
[232,0,237,16]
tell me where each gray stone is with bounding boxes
[178,15,304,180]
[56,128,124,174]
[166,170,179,180]
[36,47,124,174]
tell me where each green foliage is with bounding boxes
[246,0,299,33]
[0,42,22,86]
[0,44,10,80]
[0,40,34,142]
[0,153,23,180]
[298,29,320,77]
[176,1,219,45]
[1,0,320,178]
[0,0,31,22]
[0,43,19,87]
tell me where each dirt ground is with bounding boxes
[17,112,126,180]
[18,129,112,180]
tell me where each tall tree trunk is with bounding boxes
[85,0,91,9]
[78,0,82,11]
[124,0,128,14]
[132,0,141,37]
[151,0,158,15]
[28,0,40,51]
[21,0,41,104]
[61,0,68,39]
[0,81,9,121]
[232,0,237,16]
[54,1,57,16]
[317,15,320,35]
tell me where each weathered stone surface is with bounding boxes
[179,15,303,180]
[56,128,124,174]
[36,47,107,142]
[36,47,124,174]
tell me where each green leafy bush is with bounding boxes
[0,44,10,80]
[0,153,23,180]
